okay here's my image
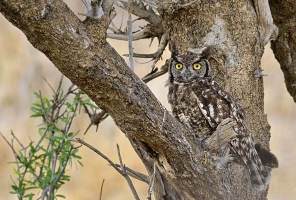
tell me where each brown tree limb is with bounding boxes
[269,0,296,102]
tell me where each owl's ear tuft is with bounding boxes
[170,41,179,59]
[201,45,215,59]
[188,45,215,59]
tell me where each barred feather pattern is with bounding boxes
[167,77,270,191]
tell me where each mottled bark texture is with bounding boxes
[0,0,276,199]
[269,0,296,102]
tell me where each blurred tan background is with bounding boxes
[0,1,295,200]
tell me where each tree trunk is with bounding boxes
[0,0,278,199]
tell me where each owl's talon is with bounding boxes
[216,153,233,169]
[216,147,233,169]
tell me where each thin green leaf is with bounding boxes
[33,92,40,98]
[67,132,74,137]
[11,185,18,192]
[85,102,99,109]
[24,193,34,200]
[30,113,43,118]
[71,154,82,159]
[56,194,66,198]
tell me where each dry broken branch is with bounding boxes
[99,179,105,200]
[123,33,168,58]
[127,1,135,71]
[107,28,151,40]
[117,144,140,200]
[252,0,278,45]
[142,59,169,82]
[147,163,156,200]
[114,0,160,25]
[114,164,150,183]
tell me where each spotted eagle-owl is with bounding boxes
[167,45,277,191]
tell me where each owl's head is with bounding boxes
[168,45,213,83]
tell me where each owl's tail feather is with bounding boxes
[247,161,271,191]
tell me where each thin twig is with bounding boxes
[20,127,49,198]
[48,141,57,198]
[38,142,51,179]
[83,110,108,135]
[56,75,64,99]
[65,102,79,134]
[117,144,125,172]
[142,59,169,83]
[119,11,124,30]
[134,58,155,65]
[107,28,150,41]
[50,145,74,192]
[44,78,56,95]
[117,144,140,200]
[147,163,156,200]
[123,33,168,59]
[40,187,49,200]
[127,0,134,71]
[70,138,149,187]
[70,138,124,175]
[11,131,32,157]
[100,179,105,200]
[53,83,77,121]
[0,132,21,161]
[114,164,149,184]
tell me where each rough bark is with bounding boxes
[0,0,276,199]
[269,0,296,102]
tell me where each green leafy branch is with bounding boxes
[1,76,101,200]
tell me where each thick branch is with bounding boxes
[269,0,296,102]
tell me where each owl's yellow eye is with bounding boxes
[175,63,183,70]
[193,63,202,70]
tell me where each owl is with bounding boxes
[166,45,277,191]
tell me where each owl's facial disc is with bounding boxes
[170,55,209,83]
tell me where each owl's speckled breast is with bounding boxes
[167,80,215,140]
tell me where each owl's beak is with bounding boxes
[185,68,191,80]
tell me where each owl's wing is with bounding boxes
[206,79,245,124]
[191,80,237,129]
[215,81,244,120]
[195,97,216,128]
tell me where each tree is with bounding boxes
[0,0,294,199]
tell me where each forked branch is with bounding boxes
[70,138,145,199]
